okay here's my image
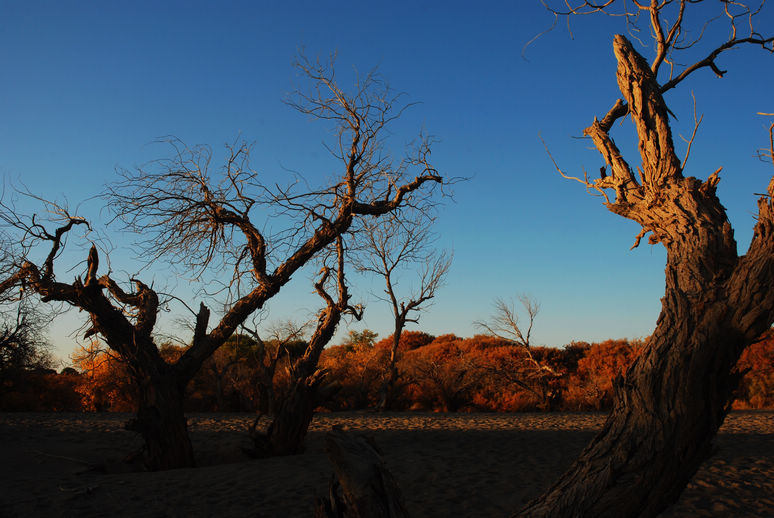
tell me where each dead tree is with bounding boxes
[0,55,443,470]
[478,296,560,409]
[355,213,450,411]
[519,2,774,516]
[252,236,362,456]
[0,298,51,380]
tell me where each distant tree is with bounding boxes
[203,334,257,411]
[375,330,435,352]
[478,296,560,409]
[71,340,135,412]
[341,329,379,352]
[520,2,774,516]
[0,287,58,410]
[0,55,443,470]
[0,298,51,381]
[237,321,308,414]
[60,366,79,376]
[355,212,451,410]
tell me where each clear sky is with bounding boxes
[2,1,772,363]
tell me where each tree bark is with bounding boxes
[125,366,194,470]
[516,35,774,517]
[315,428,409,518]
[254,369,337,456]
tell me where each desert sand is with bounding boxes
[1,411,772,517]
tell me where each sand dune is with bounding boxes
[1,411,772,517]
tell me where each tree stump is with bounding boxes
[315,427,409,518]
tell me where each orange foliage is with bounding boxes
[0,368,81,411]
[11,329,774,412]
[733,330,774,409]
[373,330,436,353]
[468,343,548,411]
[320,340,388,409]
[72,341,136,412]
[563,339,643,410]
[400,336,483,411]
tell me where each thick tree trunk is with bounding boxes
[250,369,340,456]
[256,371,322,456]
[125,368,194,470]
[516,34,774,517]
[517,253,760,516]
[253,269,347,456]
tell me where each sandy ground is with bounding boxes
[0,411,772,517]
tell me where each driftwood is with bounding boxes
[315,427,409,518]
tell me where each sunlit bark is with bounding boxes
[518,3,774,513]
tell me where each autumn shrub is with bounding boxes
[733,331,774,409]
[563,339,643,410]
[401,336,482,411]
[469,343,549,411]
[18,329,771,413]
[72,341,136,411]
[0,369,81,411]
[373,330,435,353]
[320,338,387,409]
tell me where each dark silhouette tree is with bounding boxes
[519,2,774,516]
[0,299,51,382]
[0,55,443,470]
[0,239,51,382]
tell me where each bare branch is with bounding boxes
[680,91,704,170]
[476,295,560,405]
[541,135,613,204]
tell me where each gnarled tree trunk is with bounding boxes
[253,236,354,456]
[256,369,337,456]
[126,367,194,470]
[517,35,774,517]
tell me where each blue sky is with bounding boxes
[2,1,773,362]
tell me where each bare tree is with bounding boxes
[0,55,443,470]
[0,298,51,380]
[477,296,560,409]
[518,2,774,516]
[356,212,451,411]
[0,236,52,380]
